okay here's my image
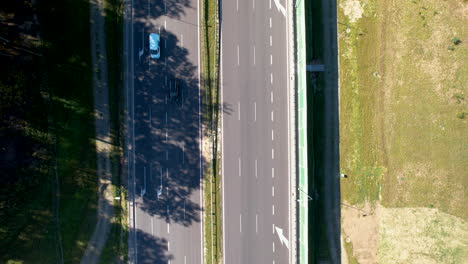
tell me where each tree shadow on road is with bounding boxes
[135,228,174,264]
[130,10,204,227]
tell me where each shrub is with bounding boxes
[451,37,462,45]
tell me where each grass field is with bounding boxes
[338,0,467,263]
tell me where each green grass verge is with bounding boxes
[200,0,223,263]
[98,0,127,262]
[343,240,360,264]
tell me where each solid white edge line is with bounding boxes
[129,0,137,260]
[220,18,227,264]
[285,1,292,262]
[197,0,203,262]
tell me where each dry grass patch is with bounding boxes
[379,207,467,263]
[342,204,468,264]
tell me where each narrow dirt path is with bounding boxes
[80,0,114,263]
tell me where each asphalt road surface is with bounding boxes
[221,0,292,263]
[126,0,203,263]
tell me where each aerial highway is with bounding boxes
[125,0,203,263]
[221,0,293,263]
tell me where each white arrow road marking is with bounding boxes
[273,0,286,17]
[274,226,290,249]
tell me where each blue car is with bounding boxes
[149,33,160,59]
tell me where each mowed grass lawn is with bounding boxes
[338,0,467,263]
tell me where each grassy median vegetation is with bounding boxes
[99,0,127,263]
[338,0,467,263]
[200,0,223,263]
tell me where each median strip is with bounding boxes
[200,0,223,263]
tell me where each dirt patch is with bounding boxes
[340,0,364,23]
[341,202,379,264]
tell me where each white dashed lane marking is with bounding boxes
[240,214,242,232]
